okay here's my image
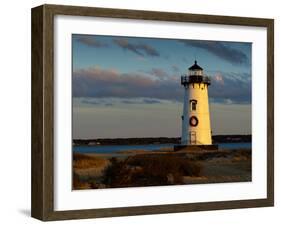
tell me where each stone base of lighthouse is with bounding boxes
[174,144,218,152]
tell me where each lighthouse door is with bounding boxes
[189,131,196,145]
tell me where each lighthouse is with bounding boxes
[179,60,213,147]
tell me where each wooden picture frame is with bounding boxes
[31,4,274,221]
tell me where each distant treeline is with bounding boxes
[213,135,251,143]
[73,135,251,146]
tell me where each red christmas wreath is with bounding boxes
[189,116,198,127]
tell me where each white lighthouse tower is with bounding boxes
[180,61,213,146]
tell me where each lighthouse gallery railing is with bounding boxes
[181,75,211,85]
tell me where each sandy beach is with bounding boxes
[73,147,251,190]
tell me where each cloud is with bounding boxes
[214,73,224,85]
[209,71,251,104]
[113,38,160,57]
[76,36,108,48]
[140,68,173,80]
[73,66,251,104]
[142,99,163,104]
[179,40,250,65]
[150,68,169,79]
[172,65,180,72]
[77,97,165,106]
[73,67,181,101]
[80,99,102,105]
[120,99,138,104]
[121,98,163,105]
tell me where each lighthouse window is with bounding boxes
[190,100,197,111]
[192,102,196,111]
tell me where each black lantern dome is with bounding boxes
[188,60,203,71]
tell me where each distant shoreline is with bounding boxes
[73,135,251,146]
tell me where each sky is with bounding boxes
[72,34,252,139]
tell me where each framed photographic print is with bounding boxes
[31,4,274,221]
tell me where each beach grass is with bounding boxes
[72,148,251,190]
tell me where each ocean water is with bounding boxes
[73,142,251,154]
